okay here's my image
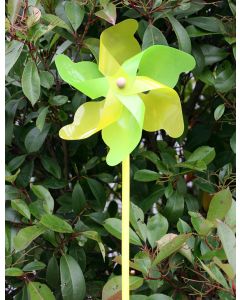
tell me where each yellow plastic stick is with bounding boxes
[122,156,130,300]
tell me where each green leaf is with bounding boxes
[139,187,165,213]
[14,224,47,251]
[86,178,106,210]
[147,214,168,248]
[5,168,20,183]
[11,199,31,220]
[5,40,24,75]
[49,95,68,106]
[36,107,48,132]
[187,146,216,165]
[65,2,84,31]
[186,17,222,33]
[16,160,34,188]
[207,189,232,223]
[6,99,21,145]
[40,155,61,179]
[5,185,21,200]
[166,14,191,53]
[133,251,152,275]
[25,124,50,153]
[199,260,224,286]
[40,71,54,89]
[95,3,116,25]
[72,182,86,214]
[177,160,207,171]
[102,276,143,300]
[148,295,172,300]
[23,260,46,272]
[134,169,160,182]
[200,44,228,66]
[189,212,213,236]
[225,199,236,232]
[40,214,73,233]
[27,281,55,300]
[217,221,236,275]
[84,38,100,63]
[31,184,54,214]
[7,0,22,24]
[22,61,41,106]
[230,132,236,153]
[8,155,26,172]
[214,104,225,121]
[193,177,216,193]
[142,24,168,50]
[42,13,72,32]
[186,25,216,37]
[209,263,230,288]
[103,218,142,246]
[153,234,191,265]
[177,219,192,234]
[5,267,24,277]
[46,256,60,289]
[213,256,235,280]
[130,202,147,242]
[82,231,105,260]
[163,191,184,224]
[60,255,86,300]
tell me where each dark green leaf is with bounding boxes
[167,14,191,53]
[60,255,86,300]
[72,182,86,214]
[31,184,54,214]
[147,214,168,248]
[25,124,50,153]
[134,169,160,182]
[46,256,60,289]
[142,24,168,50]
[40,155,61,179]
[65,2,84,31]
[40,214,73,233]
[103,218,142,246]
[22,61,41,106]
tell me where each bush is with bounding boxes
[5,0,236,299]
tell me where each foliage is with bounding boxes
[5,0,235,299]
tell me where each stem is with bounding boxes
[122,156,130,300]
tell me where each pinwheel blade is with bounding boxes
[55,54,109,99]
[140,86,184,138]
[138,45,196,88]
[99,19,141,76]
[59,94,122,140]
[102,95,145,166]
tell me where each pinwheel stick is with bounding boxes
[122,156,130,300]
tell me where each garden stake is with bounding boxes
[55,19,196,299]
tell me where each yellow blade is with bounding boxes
[59,94,122,140]
[99,19,141,76]
[140,86,184,138]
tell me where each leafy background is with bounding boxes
[5,0,236,299]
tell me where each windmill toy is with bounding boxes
[55,19,195,300]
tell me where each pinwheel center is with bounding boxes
[116,77,126,89]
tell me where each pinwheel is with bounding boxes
[55,19,195,300]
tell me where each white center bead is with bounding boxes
[116,77,126,89]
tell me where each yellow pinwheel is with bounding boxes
[55,19,195,166]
